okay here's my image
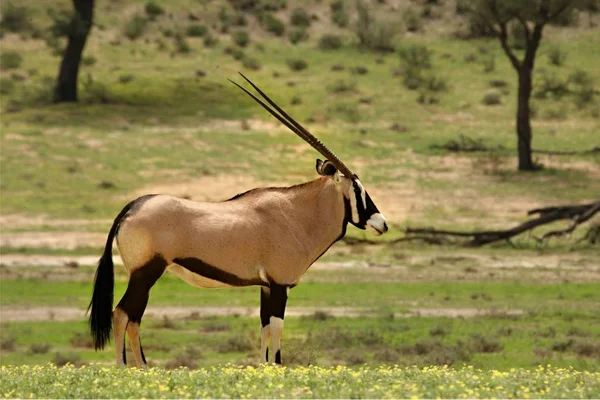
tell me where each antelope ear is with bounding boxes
[316,159,337,177]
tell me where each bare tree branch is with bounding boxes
[403,201,600,247]
[498,22,522,71]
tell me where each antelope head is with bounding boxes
[230,73,388,236]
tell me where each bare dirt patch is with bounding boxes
[0,306,524,322]
[0,232,106,250]
[0,215,111,230]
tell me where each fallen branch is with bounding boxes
[404,201,600,247]
[532,146,600,156]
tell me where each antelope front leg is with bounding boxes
[269,284,289,365]
[259,287,271,363]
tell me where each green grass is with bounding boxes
[2,276,598,313]
[1,364,599,398]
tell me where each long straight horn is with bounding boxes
[230,73,357,179]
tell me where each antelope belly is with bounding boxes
[168,264,233,288]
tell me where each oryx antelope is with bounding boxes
[89,73,388,367]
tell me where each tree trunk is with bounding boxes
[516,66,535,171]
[54,0,95,103]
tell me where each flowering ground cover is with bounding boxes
[1,364,598,399]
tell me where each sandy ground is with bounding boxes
[0,305,524,322]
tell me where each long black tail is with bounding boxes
[88,196,153,350]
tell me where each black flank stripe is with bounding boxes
[173,257,267,287]
[275,350,282,365]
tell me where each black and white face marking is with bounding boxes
[348,179,388,236]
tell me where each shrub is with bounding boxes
[328,79,356,94]
[52,352,82,367]
[186,24,207,37]
[242,57,261,70]
[260,13,285,36]
[404,9,422,32]
[489,79,508,88]
[355,1,396,52]
[174,33,191,53]
[1,2,30,32]
[534,72,569,99]
[287,58,308,71]
[203,33,219,47]
[0,77,15,94]
[462,14,495,39]
[232,31,250,47]
[550,8,578,27]
[319,34,342,50]
[482,91,502,105]
[350,66,368,75]
[398,44,432,69]
[231,47,246,60]
[231,12,247,26]
[118,74,135,84]
[288,29,308,44]
[82,55,97,66]
[482,54,495,73]
[290,7,311,27]
[145,1,164,18]
[29,343,52,354]
[548,46,567,66]
[0,51,22,69]
[330,0,349,27]
[543,107,567,120]
[124,15,147,40]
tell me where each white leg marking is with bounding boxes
[258,267,268,283]
[270,317,284,363]
[260,324,271,363]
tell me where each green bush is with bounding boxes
[290,7,311,27]
[118,74,135,84]
[330,0,348,27]
[288,29,308,44]
[186,24,207,37]
[124,15,147,40]
[482,54,495,73]
[1,2,30,32]
[548,46,567,67]
[355,0,395,52]
[231,47,246,60]
[328,79,356,94]
[260,13,285,36]
[145,1,164,18]
[319,34,342,50]
[174,33,191,53]
[203,33,219,47]
[0,51,22,69]
[242,57,261,70]
[510,22,527,50]
[398,44,432,69]
[82,55,97,66]
[287,58,308,71]
[232,31,250,47]
[482,91,502,105]
[404,9,423,32]
[0,77,15,95]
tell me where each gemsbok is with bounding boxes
[89,73,388,367]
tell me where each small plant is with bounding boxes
[217,333,254,353]
[328,79,356,94]
[290,7,311,27]
[330,0,349,27]
[355,1,396,52]
[242,57,261,70]
[1,2,30,32]
[260,13,285,36]
[0,77,15,94]
[29,343,52,354]
[548,46,567,66]
[186,24,207,37]
[288,29,308,44]
[404,9,423,32]
[350,66,368,75]
[81,55,97,66]
[232,31,250,47]
[203,33,219,47]
[0,336,16,351]
[482,54,496,73]
[0,51,23,69]
[145,1,164,18]
[489,79,508,88]
[119,74,135,84]
[398,44,432,69]
[534,72,569,99]
[543,107,567,120]
[287,58,308,71]
[319,34,342,50]
[124,15,147,40]
[231,47,246,60]
[482,91,502,105]
[174,33,191,53]
[52,352,82,367]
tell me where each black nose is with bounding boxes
[383,222,388,232]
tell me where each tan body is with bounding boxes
[117,177,346,286]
